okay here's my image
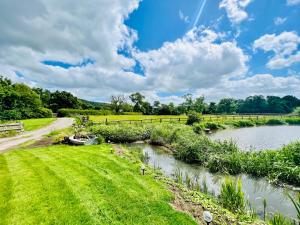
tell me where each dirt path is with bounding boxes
[0,118,74,152]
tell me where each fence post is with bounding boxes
[105,118,108,125]
[160,118,162,123]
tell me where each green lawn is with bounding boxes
[20,118,56,131]
[0,145,197,225]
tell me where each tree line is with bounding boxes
[110,92,300,115]
[1,76,300,120]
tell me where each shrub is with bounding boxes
[186,111,201,125]
[58,108,112,117]
[96,135,105,144]
[285,117,300,125]
[91,124,150,143]
[219,178,245,213]
[121,112,143,115]
[266,119,286,125]
[232,120,255,128]
[204,122,224,130]
[192,123,205,134]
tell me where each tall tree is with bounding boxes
[217,98,237,114]
[111,95,126,114]
[130,92,145,112]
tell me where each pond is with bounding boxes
[210,125,300,151]
[130,144,298,220]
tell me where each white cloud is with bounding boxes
[179,10,190,23]
[253,31,300,69]
[274,17,287,25]
[134,28,248,92]
[219,0,252,25]
[0,0,145,98]
[196,74,300,101]
[287,0,300,6]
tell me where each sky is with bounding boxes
[0,0,300,104]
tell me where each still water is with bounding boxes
[210,125,300,151]
[131,144,298,220]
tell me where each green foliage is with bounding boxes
[192,123,205,134]
[266,119,286,125]
[204,122,224,130]
[0,130,18,138]
[267,213,294,225]
[58,108,112,117]
[219,178,245,213]
[285,118,300,124]
[186,111,201,125]
[96,135,105,144]
[91,124,150,143]
[0,77,52,120]
[293,107,300,116]
[228,120,255,128]
[288,194,300,222]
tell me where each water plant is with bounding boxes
[288,194,300,224]
[267,213,294,225]
[219,178,245,213]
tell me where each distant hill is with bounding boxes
[79,99,111,110]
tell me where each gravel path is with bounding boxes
[0,118,74,152]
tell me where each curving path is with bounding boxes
[0,118,74,152]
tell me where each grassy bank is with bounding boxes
[91,123,300,186]
[0,145,197,225]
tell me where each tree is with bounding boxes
[130,92,145,112]
[194,96,205,113]
[111,95,126,114]
[238,95,268,113]
[49,91,81,112]
[267,96,287,113]
[181,94,194,112]
[207,102,217,114]
[217,98,237,114]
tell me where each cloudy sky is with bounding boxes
[1,0,300,103]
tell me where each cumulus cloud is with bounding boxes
[196,74,300,101]
[219,0,252,25]
[287,0,300,6]
[0,0,144,96]
[134,28,248,92]
[253,31,300,69]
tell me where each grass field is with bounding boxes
[0,145,197,225]
[90,114,294,124]
[20,118,56,131]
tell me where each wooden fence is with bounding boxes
[93,114,299,125]
[0,123,24,133]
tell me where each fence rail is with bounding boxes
[0,123,24,133]
[92,114,299,125]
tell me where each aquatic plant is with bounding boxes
[288,194,300,224]
[266,119,286,125]
[267,213,294,225]
[219,178,245,213]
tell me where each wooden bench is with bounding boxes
[0,123,24,133]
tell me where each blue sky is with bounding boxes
[1,0,300,103]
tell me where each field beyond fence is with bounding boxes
[90,114,299,125]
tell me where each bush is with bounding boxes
[192,123,205,134]
[186,111,201,125]
[58,108,112,117]
[285,117,300,125]
[121,112,143,115]
[266,119,286,125]
[204,122,224,130]
[91,124,150,143]
[219,178,245,213]
[232,120,255,127]
[96,135,105,144]
[36,107,53,118]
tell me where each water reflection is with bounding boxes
[132,144,298,220]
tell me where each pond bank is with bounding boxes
[127,143,298,221]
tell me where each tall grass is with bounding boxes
[219,178,245,213]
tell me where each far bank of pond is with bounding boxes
[131,143,298,221]
[210,125,300,151]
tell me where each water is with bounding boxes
[210,125,300,151]
[131,144,298,220]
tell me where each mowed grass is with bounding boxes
[0,145,196,225]
[20,118,56,131]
